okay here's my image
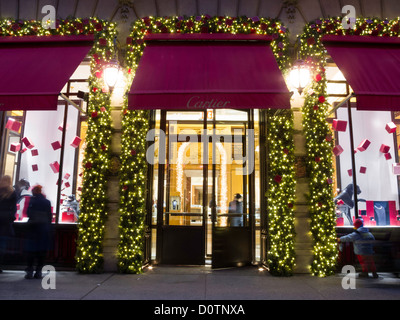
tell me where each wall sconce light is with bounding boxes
[103,36,122,92]
[289,59,311,95]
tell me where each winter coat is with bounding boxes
[0,191,17,237]
[26,194,52,252]
[340,227,375,255]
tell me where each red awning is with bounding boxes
[128,34,291,110]
[0,35,94,111]
[322,35,400,111]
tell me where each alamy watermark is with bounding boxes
[341,265,356,290]
[41,5,56,29]
[342,5,356,29]
[41,265,56,289]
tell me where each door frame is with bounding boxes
[149,109,258,266]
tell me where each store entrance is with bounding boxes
[153,109,255,268]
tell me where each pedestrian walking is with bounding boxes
[338,218,379,278]
[25,185,52,279]
[0,175,17,273]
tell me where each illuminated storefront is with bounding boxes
[1,6,400,277]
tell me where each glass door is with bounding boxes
[209,109,254,268]
[157,110,206,265]
[155,109,254,267]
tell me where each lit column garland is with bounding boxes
[266,110,296,276]
[0,17,116,273]
[119,15,295,275]
[74,19,117,274]
[299,17,400,277]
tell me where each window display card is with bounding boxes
[357,139,371,152]
[10,143,21,153]
[50,161,60,173]
[51,141,62,150]
[31,149,39,156]
[380,144,390,153]
[22,137,35,149]
[333,144,344,156]
[5,118,22,133]
[385,122,397,134]
[332,119,347,132]
[70,136,82,148]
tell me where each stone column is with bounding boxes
[292,105,313,274]
[103,91,124,272]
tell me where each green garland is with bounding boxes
[266,108,296,276]
[0,17,117,273]
[117,105,149,273]
[299,17,400,276]
[75,20,117,274]
[118,15,296,275]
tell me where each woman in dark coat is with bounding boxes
[0,175,17,273]
[25,185,52,279]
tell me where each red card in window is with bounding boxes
[333,145,344,156]
[357,139,370,152]
[385,122,396,134]
[70,136,82,148]
[5,118,21,133]
[50,161,60,173]
[51,141,61,150]
[10,143,20,153]
[332,119,347,132]
[22,137,34,149]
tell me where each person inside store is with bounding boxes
[338,218,378,278]
[14,179,31,222]
[0,175,17,273]
[228,193,243,227]
[334,183,365,225]
[24,185,52,279]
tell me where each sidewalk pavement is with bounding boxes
[0,265,399,300]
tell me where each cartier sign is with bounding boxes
[186,96,231,109]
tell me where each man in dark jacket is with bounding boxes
[25,185,52,279]
[338,218,378,278]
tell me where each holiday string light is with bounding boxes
[119,15,296,275]
[299,16,400,277]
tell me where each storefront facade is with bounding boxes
[1,0,400,276]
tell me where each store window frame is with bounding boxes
[327,72,400,227]
[0,78,88,225]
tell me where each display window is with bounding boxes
[1,105,86,224]
[0,65,89,225]
[327,65,400,227]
